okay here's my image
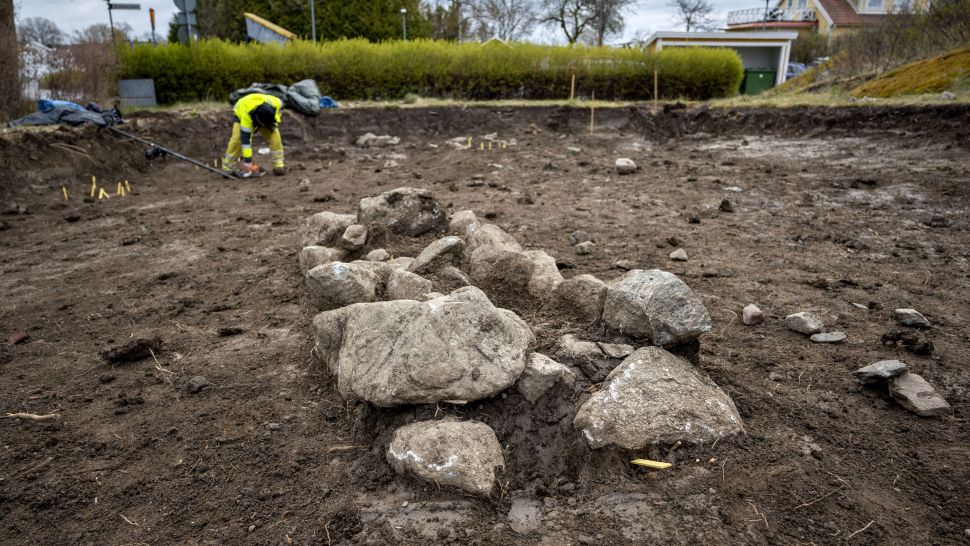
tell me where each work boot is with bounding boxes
[272,166,287,176]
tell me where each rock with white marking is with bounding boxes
[516,353,577,404]
[602,270,712,346]
[410,236,465,274]
[386,269,434,301]
[340,224,367,250]
[305,262,381,311]
[387,420,504,497]
[299,246,347,274]
[300,211,357,247]
[615,158,637,175]
[742,304,764,325]
[574,347,743,449]
[313,287,534,406]
[810,331,846,343]
[894,308,931,328]
[785,312,824,335]
[357,187,446,237]
[889,373,951,417]
[669,248,688,262]
[854,360,907,384]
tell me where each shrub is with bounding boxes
[120,39,743,103]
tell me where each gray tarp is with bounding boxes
[229,79,322,117]
[7,103,122,128]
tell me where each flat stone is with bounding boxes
[305,262,381,311]
[575,241,595,255]
[574,347,743,449]
[186,376,210,394]
[894,308,931,328]
[785,312,824,335]
[742,303,764,325]
[602,269,712,346]
[356,187,446,237]
[669,248,688,261]
[553,334,622,382]
[854,359,907,384]
[410,236,465,274]
[615,158,637,175]
[889,373,951,417]
[356,133,400,147]
[810,331,846,343]
[387,420,504,497]
[597,342,634,359]
[516,353,576,404]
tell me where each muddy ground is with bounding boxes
[1,104,968,545]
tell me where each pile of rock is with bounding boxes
[297,186,742,496]
[854,359,950,417]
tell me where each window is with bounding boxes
[866,0,884,9]
[797,0,807,7]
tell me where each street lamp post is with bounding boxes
[401,8,407,41]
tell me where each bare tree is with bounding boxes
[469,0,540,41]
[669,0,714,32]
[17,16,65,46]
[586,0,636,45]
[0,0,20,122]
[541,0,596,43]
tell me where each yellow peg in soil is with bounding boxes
[97,188,111,200]
[124,180,131,193]
[116,182,125,196]
[467,137,472,147]
[631,459,672,470]
[479,142,484,150]
[62,187,69,201]
[90,176,97,197]
[488,142,493,150]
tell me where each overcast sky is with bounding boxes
[14,0,758,44]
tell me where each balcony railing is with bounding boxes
[727,7,817,26]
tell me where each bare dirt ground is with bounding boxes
[1,104,969,545]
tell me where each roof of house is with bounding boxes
[642,31,799,48]
[815,0,886,26]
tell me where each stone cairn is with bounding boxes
[298,187,744,497]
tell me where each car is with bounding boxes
[786,62,808,80]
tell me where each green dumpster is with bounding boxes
[741,69,776,95]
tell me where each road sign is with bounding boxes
[109,2,141,9]
[174,0,197,11]
[175,12,198,26]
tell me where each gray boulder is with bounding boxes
[410,236,465,274]
[300,211,357,247]
[524,250,563,298]
[894,308,931,328]
[299,246,347,274]
[516,353,577,403]
[854,359,907,384]
[313,287,535,406]
[465,223,522,255]
[468,248,535,302]
[305,262,381,311]
[386,269,434,301]
[574,347,743,449]
[889,373,951,417]
[387,420,504,497]
[551,274,607,323]
[602,270,712,346]
[785,312,824,335]
[357,187,446,237]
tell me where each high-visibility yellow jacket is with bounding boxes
[233,94,282,160]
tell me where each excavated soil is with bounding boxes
[1,104,969,545]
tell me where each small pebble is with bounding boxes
[575,241,595,255]
[266,422,281,431]
[893,308,931,328]
[742,303,764,325]
[569,230,592,245]
[810,331,846,343]
[614,259,636,270]
[669,248,688,261]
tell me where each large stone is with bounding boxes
[305,262,381,311]
[449,210,480,234]
[551,274,607,323]
[313,287,535,406]
[894,308,931,328]
[552,334,626,382]
[574,347,743,449]
[468,248,534,304]
[889,373,951,417]
[524,250,563,298]
[299,246,347,274]
[410,236,465,274]
[386,269,434,301]
[516,353,577,403]
[387,420,504,497]
[602,270,712,346]
[854,359,907,384]
[357,187,447,237]
[785,312,824,335]
[300,211,357,247]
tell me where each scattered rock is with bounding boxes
[186,376,211,394]
[449,210,479,234]
[575,241,595,255]
[100,336,163,363]
[299,246,347,274]
[785,312,824,335]
[889,373,951,417]
[894,308,931,328]
[565,146,582,154]
[940,91,956,100]
[386,269,434,301]
[340,224,367,250]
[357,187,446,237]
[366,248,391,262]
[516,353,576,403]
[597,342,634,359]
[551,274,607,323]
[718,199,734,213]
[508,497,543,534]
[300,211,357,247]
[313,287,534,406]
[669,248,688,262]
[410,236,465,274]
[810,331,846,343]
[569,230,592,245]
[602,270,712,346]
[742,304,764,325]
[854,360,907,384]
[574,347,743,449]
[383,159,399,169]
[305,262,381,311]
[356,133,400,148]
[881,329,934,354]
[615,158,637,175]
[614,259,636,270]
[524,250,563,297]
[387,420,504,497]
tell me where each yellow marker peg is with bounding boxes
[467,137,472,147]
[124,180,131,193]
[62,187,69,201]
[97,187,110,200]
[90,176,97,197]
[479,142,484,150]
[631,459,672,470]
[116,182,125,196]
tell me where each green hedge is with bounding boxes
[120,39,743,103]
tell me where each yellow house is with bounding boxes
[727,0,931,38]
